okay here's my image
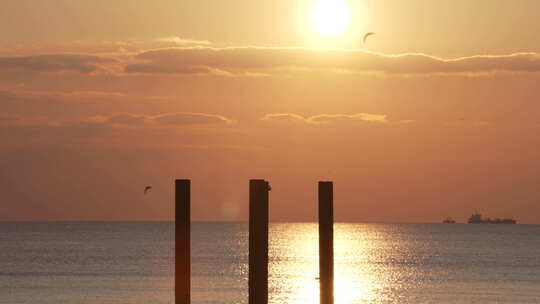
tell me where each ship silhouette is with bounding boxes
[442,217,456,224]
[468,212,517,224]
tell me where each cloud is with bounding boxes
[0,54,115,73]
[262,113,307,122]
[150,112,233,125]
[101,112,233,126]
[124,47,540,76]
[1,112,233,130]
[156,37,211,46]
[0,39,214,57]
[5,89,128,101]
[310,113,388,123]
[105,114,148,125]
[262,113,389,124]
[124,63,214,74]
[0,112,234,147]
[2,46,539,77]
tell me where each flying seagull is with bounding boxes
[363,32,376,44]
[144,186,152,194]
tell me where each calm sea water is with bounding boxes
[1,222,539,304]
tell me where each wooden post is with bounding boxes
[175,179,190,304]
[319,181,334,304]
[249,179,270,304]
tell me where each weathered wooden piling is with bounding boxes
[249,179,271,304]
[175,179,190,304]
[319,181,334,304]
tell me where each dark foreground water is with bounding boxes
[1,222,539,304]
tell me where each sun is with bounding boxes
[310,0,352,37]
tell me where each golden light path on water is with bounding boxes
[269,223,381,304]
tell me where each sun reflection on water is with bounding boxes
[269,223,379,304]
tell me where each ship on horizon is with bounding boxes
[442,217,456,224]
[468,212,517,224]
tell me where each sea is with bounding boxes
[1,222,539,304]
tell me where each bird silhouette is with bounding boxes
[363,32,376,43]
[144,186,152,194]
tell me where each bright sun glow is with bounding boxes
[310,0,352,36]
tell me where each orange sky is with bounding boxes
[1,0,540,223]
